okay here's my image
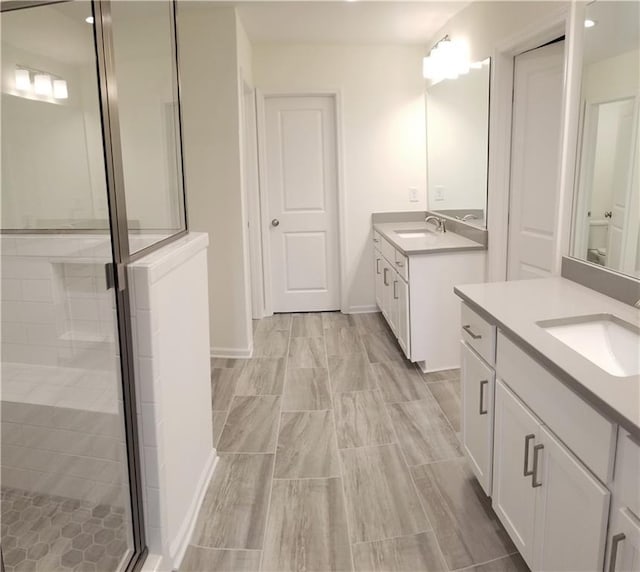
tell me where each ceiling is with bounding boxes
[584,1,639,64]
[233,1,468,46]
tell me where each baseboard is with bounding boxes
[170,451,218,571]
[418,361,460,374]
[210,345,253,358]
[141,553,163,572]
[345,305,379,314]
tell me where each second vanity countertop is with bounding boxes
[373,221,486,255]
[455,277,640,438]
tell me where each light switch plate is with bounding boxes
[435,185,445,201]
[409,187,419,202]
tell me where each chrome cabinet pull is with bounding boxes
[396,260,404,267]
[393,280,398,300]
[463,324,482,340]
[373,238,380,243]
[271,218,280,227]
[376,259,381,275]
[609,533,626,572]
[523,434,535,477]
[532,444,544,487]
[479,380,488,415]
[383,268,389,286]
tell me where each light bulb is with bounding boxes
[584,19,596,28]
[15,68,31,91]
[86,16,94,24]
[53,79,68,99]
[34,74,52,96]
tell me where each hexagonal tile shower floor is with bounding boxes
[1,487,129,572]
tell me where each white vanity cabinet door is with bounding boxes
[388,267,400,336]
[608,508,640,572]
[374,250,384,310]
[493,380,539,568]
[381,259,397,333]
[461,342,495,495]
[533,424,610,572]
[396,276,410,359]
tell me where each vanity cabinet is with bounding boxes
[493,380,610,571]
[606,432,640,572]
[373,231,485,369]
[458,302,621,572]
[461,341,495,495]
[373,235,410,358]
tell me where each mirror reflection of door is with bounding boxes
[571,0,640,280]
[577,98,639,274]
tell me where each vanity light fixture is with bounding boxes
[423,35,474,83]
[53,79,68,99]
[584,19,596,28]
[14,66,69,101]
[85,16,94,24]
[14,68,31,91]
[33,73,53,96]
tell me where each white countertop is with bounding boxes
[374,221,485,255]
[455,277,640,437]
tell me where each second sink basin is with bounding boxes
[395,229,432,238]
[538,314,640,377]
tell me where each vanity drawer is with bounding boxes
[380,236,397,266]
[615,430,640,518]
[497,331,616,483]
[394,251,408,281]
[461,302,496,366]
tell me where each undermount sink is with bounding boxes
[394,229,432,238]
[538,314,640,377]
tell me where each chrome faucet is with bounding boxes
[425,215,446,233]
[462,214,479,222]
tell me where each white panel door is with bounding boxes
[493,380,539,568]
[461,342,495,495]
[264,95,340,312]
[533,424,610,571]
[507,41,565,280]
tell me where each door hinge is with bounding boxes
[105,262,127,292]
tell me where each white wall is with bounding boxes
[426,65,490,211]
[129,233,214,570]
[253,44,427,312]
[178,4,253,356]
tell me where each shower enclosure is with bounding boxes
[1,1,187,570]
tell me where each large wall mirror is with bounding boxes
[426,59,491,228]
[571,1,639,278]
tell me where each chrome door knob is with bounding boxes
[271,219,280,227]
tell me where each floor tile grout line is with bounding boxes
[257,316,292,571]
[323,317,358,571]
[452,551,522,571]
[350,527,437,547]
[188,544,263,553]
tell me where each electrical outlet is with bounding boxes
[435,185,445,201]
[409,187,419,202]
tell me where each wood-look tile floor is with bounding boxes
[182,313,529,572]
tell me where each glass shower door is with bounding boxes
[1,2,138,570]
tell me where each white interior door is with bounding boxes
[507,41,565,280]
[264,95,340,313]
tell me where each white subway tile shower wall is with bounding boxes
[0,233,164,507]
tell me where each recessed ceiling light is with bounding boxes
[584,19,596,28]
[85,16,94,24]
